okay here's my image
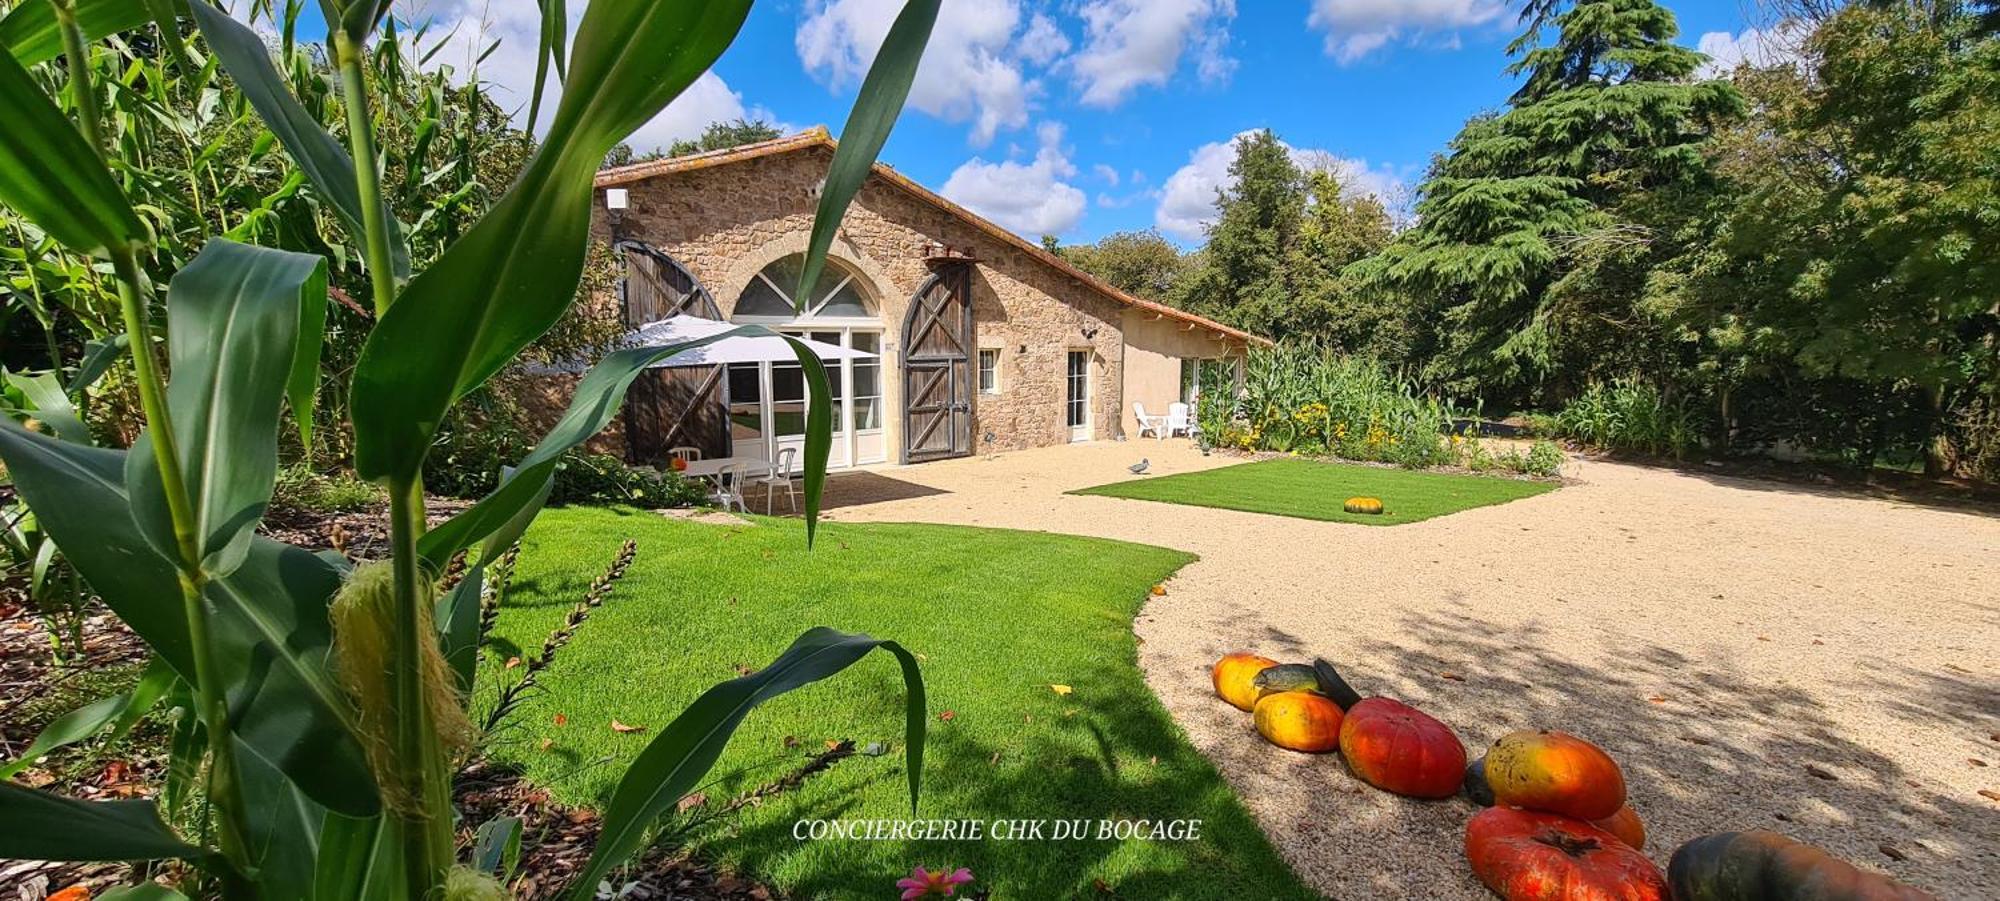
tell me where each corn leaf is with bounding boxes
[0,45,146,256]
[2,369,90,444]
[234,737,326,895]
[191,2,410,281]
[314,812,403,901]
[0,781,207,862]
[415,326,764,567]
[349,1,753,481]
[0,425,377,818]
[125,240,327,578]
[0,0,186,66]
[0,657,172,780]
[568,627,926,900]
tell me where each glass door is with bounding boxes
[1066,350,1090,442]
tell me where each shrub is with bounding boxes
[549,452,707,509]
[272,463,386,512]
[1553,381,1700,458]
[1202,345,1464,468]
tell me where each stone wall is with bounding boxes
[590,146,1131,458]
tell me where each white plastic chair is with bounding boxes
[1134,402,1168,440]
[711,461,747,513]
[669,446,703,463]
[1167,403,1194,438]
[751,447,799,515]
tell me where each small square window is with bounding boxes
[978,348,1001,395]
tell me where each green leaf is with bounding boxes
[234,736,325,895]
[189,3,411,281]
[780,336,834,545]
[525,0,566,134]
[0,0,185,66]
[435,566,484,695]
[0,781,206,862]
[0,422,192,673]
[3,369,90,444]
[314,812,403,901]
[0,657,172,780]
[0,424,377,819]
[471,816,522,881]
[206,537,379,818]
[98,885,190,901]
[129,240,328,577]
[796,0,940,311]
[349,1,753,481]
[567,627,925,900]
[0,45,146,257]
[69,332,130,394]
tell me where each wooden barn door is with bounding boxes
[901,265,974,463]
[616,241,730,462]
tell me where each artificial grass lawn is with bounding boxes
[483,506,1315,900]
[1071,458,1557,524]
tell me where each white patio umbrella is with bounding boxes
[625,315,874,367]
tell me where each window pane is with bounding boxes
[772,400,807,437]
[761,256,805,297]
[772,362,805,402]
[852,397,882,431]
[817,280,869,317]
[734,275,795,317]
[727,363,761,403]
[852,360,880,398]
[851,331,880,354]
[978,349,998,394]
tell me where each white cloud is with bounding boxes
[1304,0,1508,64]
[798,0,1033,146]
[1155,131,1410,240]
[1696,21,1813,79]
[1071,0,1237,108]
[941,121,1088,237]
[1092,163,1121,186]
[404,0,767,154]
[1018,13,1071,67]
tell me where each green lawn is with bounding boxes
[483,507,1314,900]
[1071,458,1557,524]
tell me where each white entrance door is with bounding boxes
[1066,350,1091,442]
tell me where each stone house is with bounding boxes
[581,128,1263,471]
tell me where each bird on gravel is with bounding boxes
[1128,458,1150,475]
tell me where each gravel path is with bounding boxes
[822,442,2000,899]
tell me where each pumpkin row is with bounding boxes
[1210,652,1936,900]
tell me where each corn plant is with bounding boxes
[0,1,940,897]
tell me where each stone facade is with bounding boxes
[579,134,1253,466]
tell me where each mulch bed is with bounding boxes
[1,500,780,900]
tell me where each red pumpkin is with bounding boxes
[1313,659,1467,798]
[1590,806,1646,852]
[1212,652,1279,711]
[1667,831,1937,901]
[1486,730,1626,820]
[1252,691,1344,753]
[1466,807,1666,901]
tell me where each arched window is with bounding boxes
[732,254,873,320]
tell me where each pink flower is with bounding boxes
[895,866,974,899]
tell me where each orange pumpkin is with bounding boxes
[1590,806,1646,851]
[1668,831,1937,901]
[1314,659,1465,798]
[1343,496,1385,515]
[1486,730,1627,820]
[1211,652,1279,711]
[1466,807,1666,901]
[1252,691,1344,753]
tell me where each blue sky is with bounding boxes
[399,1,1779,246]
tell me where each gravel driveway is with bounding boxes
[821,442,2000,899]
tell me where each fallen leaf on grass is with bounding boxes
[677,793,707,813]
[1149,584,1166,596]
[505,656,522,669]
[553,713,568,727]
[611,719,646,734]
[825,739,843,751]
[538,739,554,751]
[782,735,800,749]
[938,710,955,722]
[733,663,756,676]
[1049,684,1073,696]
[989,751,1001,766]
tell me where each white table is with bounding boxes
[680,456,773,481]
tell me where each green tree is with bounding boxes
[1178,130,1307,337]
[668,117,783,157]
[1061,228,1187,299]
[1367,0,1739,397]
[1286,168,1397,353]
